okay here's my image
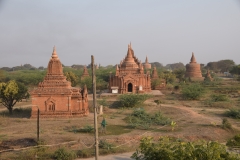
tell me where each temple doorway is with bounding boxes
[128,83,133,92]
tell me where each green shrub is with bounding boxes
[211,94,229,102]
[125,108,170,130]
[53,147,76,160]
[227,134,240,147]
[118,94,152,108]
[181,83,205,100]
[222,118,232,130]
[132,136,240,160]
[99,140,114,149]
[225,109,240,119]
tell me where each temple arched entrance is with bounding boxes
[128,83,133,92]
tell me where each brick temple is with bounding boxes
[31,47,89,118]
[185,52,204,81]
[109,43,151,94]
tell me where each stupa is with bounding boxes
[204,69,213,81]
[151,66,166,89]
[185,52,204,81]
[109,43,151,94]
[151,66,159,80]
[81,65,90,80]
[143,56,151,69]
[31,47,89,118]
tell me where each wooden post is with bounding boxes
[91,55,99,159]
[37,108,40,143]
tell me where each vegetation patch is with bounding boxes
[124,108,170,130]
[225,109,240,119]
[227,134,240,147]
[181,83,205,100]
[132,136,240,160]
[0,107,31,118]
[118,94,153,108]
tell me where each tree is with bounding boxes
[65,71,78,87]
[173,69,186,82]
[0,80,28,114]
[159,71,176,84]
[230,65,240,75]
[165,62,185,70]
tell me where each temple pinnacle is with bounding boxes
[52,46,58,59]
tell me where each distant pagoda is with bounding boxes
[185,52,204,81]
[144,56,151,69]
[81,65,90,80]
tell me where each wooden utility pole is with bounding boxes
[91,55,99,159]
[37,108,39,142]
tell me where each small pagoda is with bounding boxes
[81,66,90,80]
[143,56,151,69]
[151,66,166,89]
[31,47,89,118]
[204,69,213,81]
[109,43,151,94]
[185,52,204,81]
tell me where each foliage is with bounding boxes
[99,140,114,149]
[0,80,28,114]
[65,71,78,87]
[151,79,161,89]
[221,118,232,130]
[150,62,164,68]
[181,83,205,100]
[225,109,240,119]
[211,94,229,102]
[132,136,240,160]
[230,65,240,75]
[165,63,185,70]
[125,108,170,129]
[53,147,76,160]
[80,77,92,91]
[118,94,152,108]
[159,71,176,84]
[71,125,94,133]
[206,59,235,73]
[98,98,108,106]
[173,69,186,82]
[226,134,240,147]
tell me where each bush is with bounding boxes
[132,136,240,160]
[118,94,152,108]
[227,134,240,147]
[225,109,240,119]
[181,83,205,100]
[211,94,229,102]
[99,140,114,149]
[53,147,76,160]
[125,108,170,129]
[221,118,232,130]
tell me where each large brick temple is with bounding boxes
[185,52,204,81]
[109,43,151,94]
[31,47,89,118]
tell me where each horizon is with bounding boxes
[0,1,240,68]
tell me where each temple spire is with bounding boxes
[145,56,149,63]
[190,52,196,63]
[52,46,58,59]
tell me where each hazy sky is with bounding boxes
[0,0,240,68]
